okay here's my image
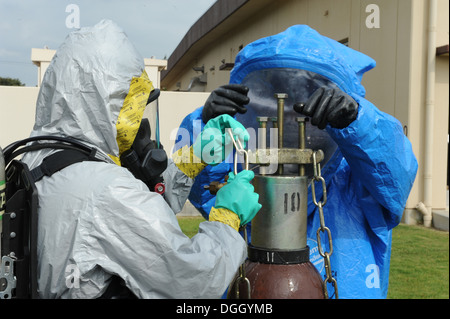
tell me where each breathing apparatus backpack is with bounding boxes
[0,136,102,299]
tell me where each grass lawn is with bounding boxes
[177,216,205,238]
[388,224,449,299]
[177,217,449,299]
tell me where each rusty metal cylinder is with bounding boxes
[228,261,324,299]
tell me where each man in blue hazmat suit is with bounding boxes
[20,20,262,298]
[174,25,418,299]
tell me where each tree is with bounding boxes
[0,77,25,86]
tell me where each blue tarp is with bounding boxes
[174,25,418,299]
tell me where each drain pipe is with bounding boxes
[421,0,438,227]
[416,202,433,228]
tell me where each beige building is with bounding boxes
[161,0,449,228]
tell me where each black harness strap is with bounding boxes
[30,148,100,183]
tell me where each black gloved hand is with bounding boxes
[293,88,358,130]
[202,84,250,123]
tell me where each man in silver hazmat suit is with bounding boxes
[21,20,261,299]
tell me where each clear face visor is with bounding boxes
[235,68,339,177]
[143,89,161,148]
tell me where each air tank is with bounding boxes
[0,146,5,215]
[1,146,5,249]
[227,94,325,299]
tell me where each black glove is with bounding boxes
[294,88,358,130]
[202,84,250,123]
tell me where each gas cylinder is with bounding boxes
[228,175,324,299]
[228,93,325,299]
[1,146,5,249]
[0,146,5,215]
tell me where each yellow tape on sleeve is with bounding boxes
[209,207,240,232]
[172,145,207,179]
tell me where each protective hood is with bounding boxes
[230,25,376,97]
[229,25,376,176]
[29,20,154,165]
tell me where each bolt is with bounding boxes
[257,116,269,150]
[269,117,278,128]
[274,93,288,99]
[274,93,288,175]
[296,117,307,176]
[256,116,269,127]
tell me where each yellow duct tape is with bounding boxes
[110,70,154,165]
[209,207,241,231]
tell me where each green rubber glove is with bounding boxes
[193,114,249,165]
[214,170,262,226]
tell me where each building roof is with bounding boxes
[161,0,273,85]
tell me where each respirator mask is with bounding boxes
[120,89,168,194]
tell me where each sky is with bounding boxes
[0,0,217,87]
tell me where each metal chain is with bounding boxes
[311,151,339,299]
[235,226,251,299]
[227,129,251,299]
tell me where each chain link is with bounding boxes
[311,151,339,299]
[227,129,251,298]
[234,226,251,299]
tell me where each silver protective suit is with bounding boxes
[21,20,246,298]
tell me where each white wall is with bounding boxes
[0,86,206,155]
[0,86,39,148]
[155,91,208,154]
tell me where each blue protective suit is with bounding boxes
[174,25,418,299]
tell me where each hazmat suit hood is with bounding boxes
[229,25,377,176]
[230,24,376,97]
[26,19,154,166]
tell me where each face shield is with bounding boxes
[143,89,162,148]
[235,68,339,177]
